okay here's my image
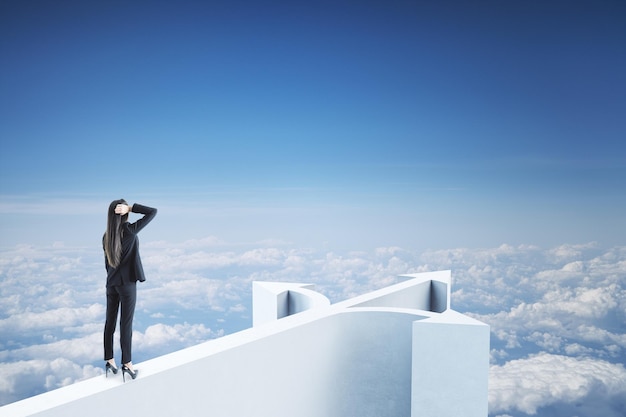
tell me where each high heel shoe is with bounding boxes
[105,362,118,377]
[122,365,138,382]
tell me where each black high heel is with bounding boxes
[122,365,138,382]
[105,362,118,377]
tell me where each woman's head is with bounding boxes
[107,199,129,224]
[104,199,127,268]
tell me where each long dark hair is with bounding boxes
[104,199,128,268]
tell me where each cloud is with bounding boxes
[0,305,104,335]
[0,322,222,406]
[547,242,599,262]
[471,279,626,358]
[418,244,626,416]
[489,353,626,415]
[0,327,103,365]
[135,323,222,352]
[0,358,101,406]
[1,239,625,416]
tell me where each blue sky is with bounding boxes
[1,1,626,416]
[1,0,625,251]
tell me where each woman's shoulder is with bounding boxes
[124,220,146,237]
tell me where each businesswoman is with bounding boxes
[103,199,157,381]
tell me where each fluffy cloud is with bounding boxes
[468,266,626,360]
[421,244,626,416]
[489,353,626,415]
[135,323,223,354]
[0,359,101,406]
[0,305,104,335]
[1,332,102,365]
[1,239,625,417]
[0,322,223,406]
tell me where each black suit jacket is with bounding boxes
[104,204,157,287]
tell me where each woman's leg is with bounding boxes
[103,287,120,361]
[118,283,137,365]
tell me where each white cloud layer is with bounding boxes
[1,240,625,416]
[489,353,626,415]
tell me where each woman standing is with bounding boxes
[103,199,157,381]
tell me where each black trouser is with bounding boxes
[104,282,137,365]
